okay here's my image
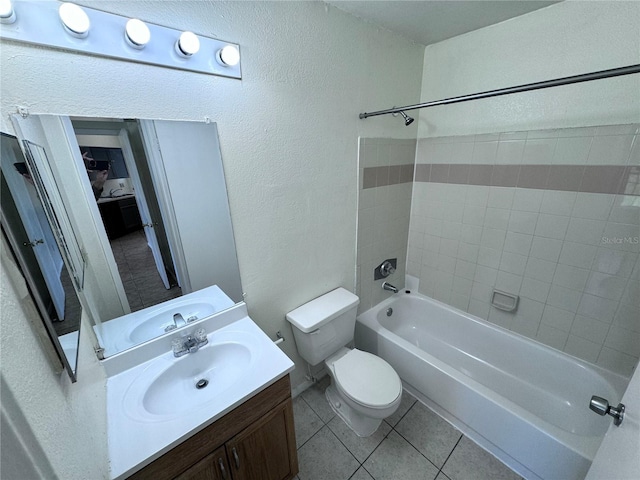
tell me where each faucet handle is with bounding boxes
[171,338,184,356]
[195,328,207,344]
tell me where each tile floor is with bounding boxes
[293,377,523,480]
[110,229,182,312]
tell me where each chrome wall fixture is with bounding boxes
[360,64,640,121]
[0,0,241,79]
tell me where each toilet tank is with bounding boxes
[286,288,360,365]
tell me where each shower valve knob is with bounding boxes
[589,395,625,426]
[380,261,395,277]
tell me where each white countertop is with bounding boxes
[104,305,295,479]
[97,194,136,204]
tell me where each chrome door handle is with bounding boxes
[232,447,240,469]
[218,458,227,479]
[141,222,155,228]
[590,395,625,426]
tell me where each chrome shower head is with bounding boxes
[399,111,414,126]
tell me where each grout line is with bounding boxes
[436,434,463,478]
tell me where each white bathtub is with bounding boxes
[355,291,628,480]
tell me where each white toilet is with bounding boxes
[286,287,402,437]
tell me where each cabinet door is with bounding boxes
[226,399,298,480]
[174,446,231,480]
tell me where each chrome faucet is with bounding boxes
[173,313,186,327]
[382,282,399,293]
[172,328,208,357]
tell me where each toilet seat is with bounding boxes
[331,349,401,409]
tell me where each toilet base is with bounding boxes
[325,385,382,437]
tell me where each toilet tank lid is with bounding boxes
[286,287,360,333]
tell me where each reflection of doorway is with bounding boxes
[75,128,181,314]
[110,229,181,311]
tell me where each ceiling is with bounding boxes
[324,0,560,46]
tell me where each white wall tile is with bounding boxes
[546,286,582,313]
[540,190,577,216]
[577,293,618,323]
[499,251,528,276]
[525,257,557,283]
[541,304,576,332]
[487,187,515,209]
[565,218,606,245]
[465,186,490,206]
[584,271,628,301]
[601,222,640,253]
[462,205,486,226]
[605,326,640,357]
[608,196,640,225]
[592,249,637,278]
[552,136,592,165]
[471,281,493,302]
[495,140,525,164]
[534,214,570,240]
[536,324,569,350]
[468,299,490,319]
[460,224,483,245]
[508,211,538,235]
[488,307,514,329]
[552,264,590,291]
[522,138,557,165]
[480,227,507,250]
[504,232,533,256]
[455,259,477,281]
[587,135,634,165]
[614,303,640,333]
[457,242,479,263]
[558,242,597,269]
[520,277,551,303]
[477,246,502,269]
[570,315,611,344]
[495,271,522,294]
[597,348,638,377]
[512,189,544,212]
[441,203,465,223]
[564,335,601,363]
[529,236,563,262]
[452,276,473,297]
[474,265,498,285]
[484,208,511,230]
[471,141,498,164]
[572,193,614,221]
[449,142,475,164]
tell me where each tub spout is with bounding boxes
[382,282,398,293]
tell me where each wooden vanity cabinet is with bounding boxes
[129,375,298,480]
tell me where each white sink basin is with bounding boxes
[122,328,260,421]
[143,342,252,416]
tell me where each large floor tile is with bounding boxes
[293,397,324,448]
[297,426,360,480]
[395,401,462,467]
[442,436,522,480]
[327,415,392,463]
[350,467,375,480]
[300,375,336,423]
[385,389,417,426]
[363,431,439,480]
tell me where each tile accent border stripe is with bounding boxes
[362,163,414,189]
[364,163,640,195]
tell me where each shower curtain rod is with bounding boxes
[359,64,640,120]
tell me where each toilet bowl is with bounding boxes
[324,348,402,436]
[286,287,402,437]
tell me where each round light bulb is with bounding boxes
[125,18,151,48]
[59,3,90,38]
[217,45,240,67]
[0,0,16,24]
[176,31,200,57]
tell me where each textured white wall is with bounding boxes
[1,2,423,475]
[1,251,109,479]
[418,1,640,137]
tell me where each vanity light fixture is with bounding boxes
[217,45,240,67]
[0,1,241,79]
[0,0,16,24]
[59,2,90,38]
[125,18,151,49]
[176,31,200,57]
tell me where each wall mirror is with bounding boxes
[1,132,82,381]
[10,114,243,358]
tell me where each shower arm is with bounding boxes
[359,64,640,120]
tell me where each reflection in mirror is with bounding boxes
[1,133,82,381]
[10,115,243,358]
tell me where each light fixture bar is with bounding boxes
[0,1,241,79]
